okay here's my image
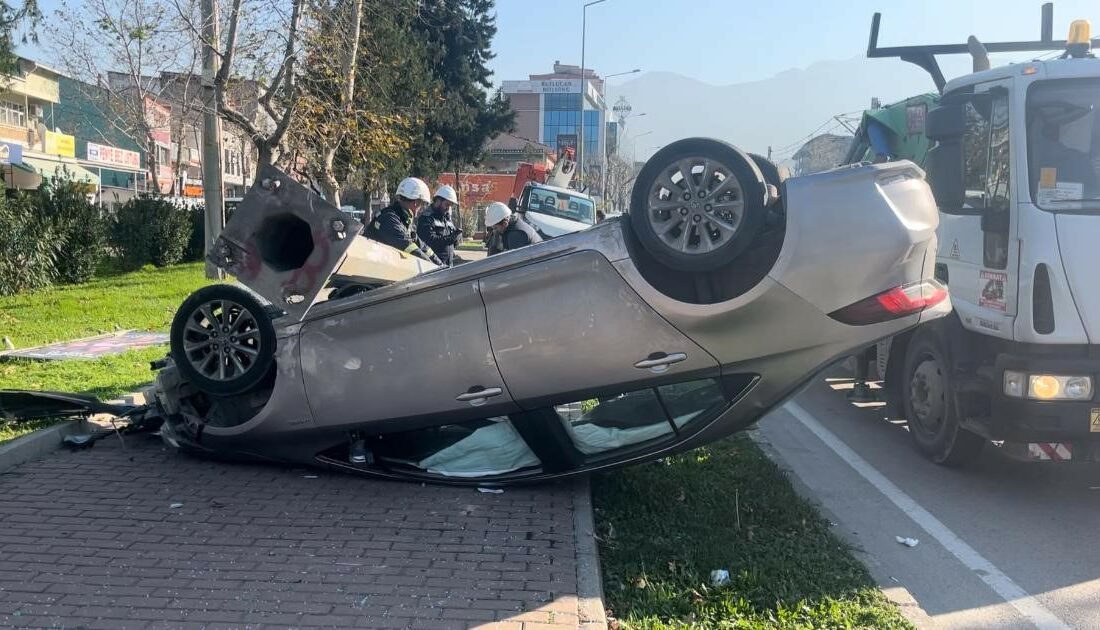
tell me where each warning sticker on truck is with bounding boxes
[1091,409,1100,433]
[980,270,1007,312]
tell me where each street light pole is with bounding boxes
[602,69,639,209]
[579,0,606,191]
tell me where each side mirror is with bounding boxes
[925,141,964,210]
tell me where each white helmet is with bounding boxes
[484,201,512,226]
[433,184,459,205]
[396,177,431,203]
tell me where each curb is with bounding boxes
[748,427,936,629]
[0,418,87,474]
[572,476,609,629]
[0,390,148,475]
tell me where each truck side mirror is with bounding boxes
[925,140,965,210]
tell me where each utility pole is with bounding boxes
[767,146,772,161]
[201,0,226,280]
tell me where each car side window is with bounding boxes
[555,379,726,456]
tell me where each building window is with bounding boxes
[0,100,26,127]
[541,92,601,158]
[157,145,170,166]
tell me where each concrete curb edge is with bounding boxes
[573,476,609,629]
[0,419,86,474]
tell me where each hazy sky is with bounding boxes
[488,0,1099,85]
[19,0,1100,85]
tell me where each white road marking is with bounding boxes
[784,401,1070,630]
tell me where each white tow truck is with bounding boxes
[855,5,1100,465]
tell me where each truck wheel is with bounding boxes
[170,284,276,396]
[630,138,766,272]
[901,329,985,466]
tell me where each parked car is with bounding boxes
[4,138,948,485]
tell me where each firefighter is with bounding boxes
[484,201,541,255]
[416,184,463,266]
[365,177,442,264]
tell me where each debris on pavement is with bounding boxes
[710,569,730,586]
[62,434,95,450]
[477,487,504,494]
[169,503,184,509]
[895,536,919,547]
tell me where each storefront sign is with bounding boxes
[436,173,516,205]
[0,141,22,165]
[44,130,76,157]
[183,184,204,198]
[87,142,140,170]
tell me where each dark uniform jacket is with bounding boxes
[365,202,440,264]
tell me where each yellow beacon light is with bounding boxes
[1066,20,1092,58]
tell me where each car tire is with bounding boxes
[749,153,784,189]
[630,138,767,272]
[901,329,985,466]
[170,284,277,397]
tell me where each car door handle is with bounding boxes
[456,387,503,406]
[634,352,687,373]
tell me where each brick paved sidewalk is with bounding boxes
[0,432,603,629]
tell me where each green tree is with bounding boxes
[0,0,40,75]
[294,0,427,205]
[407,0,514,182]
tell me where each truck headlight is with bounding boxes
[1005,371,1093,400]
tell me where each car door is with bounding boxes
[478,249,721,408]
[298,280,517,429]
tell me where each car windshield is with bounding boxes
[524,185,595,224]
[1027,79,1100,213]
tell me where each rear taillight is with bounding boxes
[829,280,948,326]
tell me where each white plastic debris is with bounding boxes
[169,503,184,509]
[303,475,318,479]
[895,536,919,547]
[710,569,730,586]
[477,487,504,494]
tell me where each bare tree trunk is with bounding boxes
[317,0,364,208]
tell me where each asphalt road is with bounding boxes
[757,371,1100,629]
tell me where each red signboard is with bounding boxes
[435,173,517,206]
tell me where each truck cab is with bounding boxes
[517,181,596,237]
[859,7,1100,464]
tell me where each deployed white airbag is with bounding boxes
[417,419,539,477]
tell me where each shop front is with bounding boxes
[0,140,41,190]
[82,141,143,210]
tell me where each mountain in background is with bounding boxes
[609,56,943,163]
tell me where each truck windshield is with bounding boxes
[524,186,595,224]
[1027,79,1100,212]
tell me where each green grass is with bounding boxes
[593,435,911,629]
[0,263,212,400]
[457,240,486,251]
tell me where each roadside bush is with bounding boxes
[185,203,239,262]
[0,194,57,296]
[184,204,207,262]
[37,177,108,284]
[110,196,193,270]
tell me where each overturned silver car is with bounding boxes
[6,138,949,484]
